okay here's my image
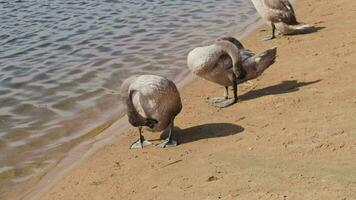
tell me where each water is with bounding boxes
[0,0,259,198]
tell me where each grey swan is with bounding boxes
[120,75,182,149]
[187,37,277,107]
[251,0,314,40]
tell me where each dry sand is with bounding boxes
[25,0,356,199]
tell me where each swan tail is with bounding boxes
[290,23,315,33]
[254,47,277,72]
[243,47,277,80]
[277,22,315,35]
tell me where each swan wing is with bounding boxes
[263,0,298,24]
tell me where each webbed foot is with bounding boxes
[262,35,275,41]
[156,138,178,148]
[207,97,237,108]
[130,138,152,149]
[207,96,228,104]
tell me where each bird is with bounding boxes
[187,37,277,107]
[251,0,314,40]
[120,74,182,149]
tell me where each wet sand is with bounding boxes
[26,0,356,199]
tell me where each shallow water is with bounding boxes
[0,0,259,197]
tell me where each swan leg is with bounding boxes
[263,23,276,41]
[130,127,152,149]
[156,120,177,148]
[224,86,229,99]
[208,83,238,108]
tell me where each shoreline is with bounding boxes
[19,0,356,199]
[22,71,195,200]
[18,74,190,200]
[18,16,266,200]
[0,1,261,199]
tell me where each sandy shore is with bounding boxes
[23,0,356,199]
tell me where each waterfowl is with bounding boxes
[120,75,182,149]
[187,37,277,107]
[251,0,314,40]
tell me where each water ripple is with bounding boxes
[0,0,259,197]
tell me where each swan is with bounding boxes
[251,0,314,40]
[120,75,182,149]
[187,37,277,107]
[187,40,246,107]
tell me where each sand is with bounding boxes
[25,0,356,199]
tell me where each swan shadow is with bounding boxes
[240,79,321,101]
[160,123,244,145]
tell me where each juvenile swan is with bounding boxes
[187,40,246,108]
[120,75,182,149]
[187,37,277,107]
[251,0,314,40]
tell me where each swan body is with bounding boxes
[120,74,182,148]
[187,40,246,107]
[187,37,277,107]
[251,0,314,39]
[187,44,237,86]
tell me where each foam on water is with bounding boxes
[0,0,260,197]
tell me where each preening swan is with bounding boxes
[251,0,314,40]
[120,75,182,149]
[187,40,246,108]
[187,37,277,107]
